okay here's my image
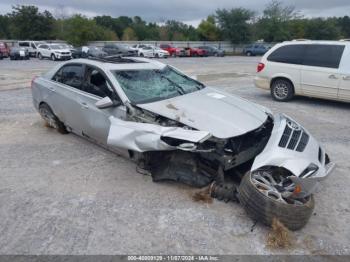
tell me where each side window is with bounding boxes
[267,45,306,65]
[302,45,345,69]
[83,66,114,98]
[19,42,29,47]
[52,65,84,89]
[31,43,36,49]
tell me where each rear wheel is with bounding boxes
[271,79,294,102]
[238,168,315,231]
[39,103,68,134]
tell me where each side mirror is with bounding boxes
[95,97,114,109]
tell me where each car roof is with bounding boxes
[68,57,166,71]
[281,40,350,46]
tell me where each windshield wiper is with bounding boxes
[160,75,186,95]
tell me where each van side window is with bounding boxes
[267,45,305,65]
[303,45,345,69]
[53,65,84,89]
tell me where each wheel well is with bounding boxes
[270,77,295,93]
[39,101,47,108]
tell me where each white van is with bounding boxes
[254,40,350,102]
[18,41,47,57]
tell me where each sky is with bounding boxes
[1,0,350,27]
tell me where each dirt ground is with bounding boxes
[0,57,349,255]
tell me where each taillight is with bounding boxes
[31,76,37,88]
[257,63,265,73]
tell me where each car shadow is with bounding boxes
[292,96,350,110]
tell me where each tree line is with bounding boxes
[0,1,350,46]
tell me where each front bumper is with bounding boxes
[56,54,71,60]
[251,114,335,197]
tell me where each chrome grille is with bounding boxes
[279,124,309,152]
[296,132,309,152]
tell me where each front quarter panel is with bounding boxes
[251,114,335,196]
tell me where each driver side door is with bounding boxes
[76,65,126,144]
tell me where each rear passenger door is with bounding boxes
[300,44,345,99]
[50,63,87,134]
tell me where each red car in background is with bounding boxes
[183,47,207,57]
[159,44,182,57]
[0,42,10,57]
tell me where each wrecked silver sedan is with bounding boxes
[31,56,335,230]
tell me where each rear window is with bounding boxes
[267,45,305,65]
[302,45,345,69]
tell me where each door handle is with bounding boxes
[80,102,89,109]
[329,74,338,80]
[48,87,56,92]
[343,75,350,81]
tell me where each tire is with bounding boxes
[271,78,294,102]
[51,54,56,61]
[155,53,159,58]
[246,51,252,56]
[238,170,315,231]
[38,53,43,60]
[39,103,68,134]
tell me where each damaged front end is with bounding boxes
[107,105,274,188]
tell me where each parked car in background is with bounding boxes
[243,44,271,56]
[0,42,10,57]
[131,44,150,51]
[255,40,350,103]
[159,44,182,57]
[138,46,169,58]
[37,43,72,61]
[182,47,207,57]
[197,46,225,57]
[72,46,107,59]
[18,41,47,57]
[9,47,30,60]
[102,44,137,57]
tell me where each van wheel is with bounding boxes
[246,51,252,56]
[39,103,68,134]
[238,169,315,231]
[271,79,294,102]
[38,53,43,60]
[51,54,56,61]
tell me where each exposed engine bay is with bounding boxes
[110,105,274,190]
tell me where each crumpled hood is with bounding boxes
[137,87,268,139]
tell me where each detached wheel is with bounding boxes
[39,103,68,134]
[238,168,315,231]
[271,79,294,101]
